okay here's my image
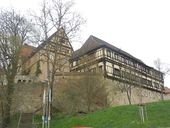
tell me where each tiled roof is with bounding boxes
[72,35,144,64]
[20,44,36,57]
[164,87,170,94]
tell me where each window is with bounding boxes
[147,80,152,86]
[129,60,134,66]
[141,78,147,85]
[115,53,118,60]
[96,49,103,58]
[114,68,121,76]
[73,61,77,66]
[59,38,65,44]
[90,68,96,72]
[134,63,137,68]
[49,54,54,60]
[141,66,146,72]
[121,71,125,78]
[118,55,122,61]
[137,64,141,70]
[106,66,113,74]
[111,52,113,59]
[107,50,111,58]
[146,68,149,73]
[18,80,21,83]
[124,58,128,64]
[135,76,140,83]
[121,57,125,62]
[153,82,159,89]
[130,74,135,81]
[123,72,128,79]
[64,49,70,53]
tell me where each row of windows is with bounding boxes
[71,48,163,82]
[107,49,149,72]
[17,79,32,83]
[106,49,163,80]
[109,68,161,89]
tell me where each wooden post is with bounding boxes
[138,104,148,123]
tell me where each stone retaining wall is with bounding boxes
[11,82,43,113]
[0,75,169,114]
[105,79,163,105]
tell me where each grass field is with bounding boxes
[36,100,170,128]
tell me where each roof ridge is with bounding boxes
[72,35,146,65]
[91,35,102,45]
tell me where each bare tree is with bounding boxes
[33,0,85,41]
[154,58,170,75]
[116,81,132,105]
[116,70,135,105]
[0,9,35,128]
[32,1,85,127]
[49,0,85,40]
[33,0,85,103]
[154,58,170,100]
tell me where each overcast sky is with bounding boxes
[0,0,170,87]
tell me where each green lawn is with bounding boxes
[36,100,170,128]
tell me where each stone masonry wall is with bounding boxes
[11,82,43,113]
[105,79,163,106]
[164,93,170,100]
[1,74,169,114]
[52,74,165,107]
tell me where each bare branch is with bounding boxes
[0,8,36,127]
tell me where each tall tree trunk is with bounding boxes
[2,78,14,128]
[2,103,10,128]
[161,86,164,101]
[126,86,132,105]
[87,99,91,112]
[1,101,4,127]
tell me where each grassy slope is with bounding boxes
[40,100,170,128]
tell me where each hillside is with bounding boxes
[35,100,170,128]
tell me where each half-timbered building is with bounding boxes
[21,28,73,81]
[70,35,164,93]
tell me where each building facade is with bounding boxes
[70,35,164,93]
[20,28,73,82]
